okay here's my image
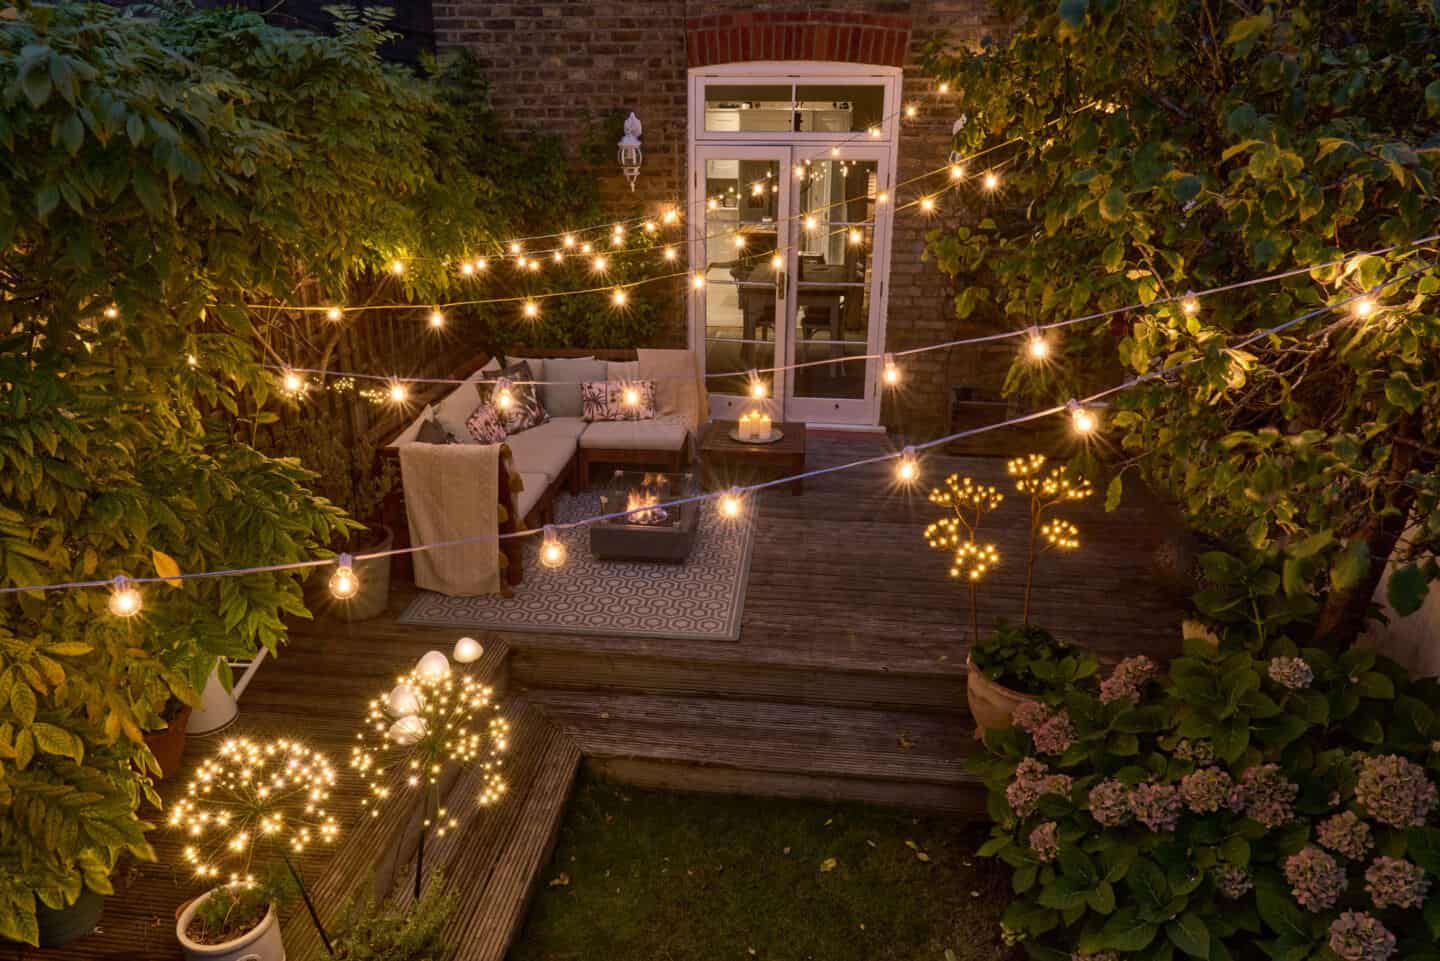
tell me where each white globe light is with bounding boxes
[415,650,450,681]
[388,715,428,746]
[452,637,484,664]
[387,683,420,717]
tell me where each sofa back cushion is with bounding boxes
[581,380,656,422]
[533,356,604,418]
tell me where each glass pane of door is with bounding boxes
[791,158,879,405]
[699,154,784,401]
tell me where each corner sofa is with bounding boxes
[383,347,706,585]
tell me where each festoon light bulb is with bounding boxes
[1068,399,1097,434]
[108,575,142,618]
[897,446,919,483]
[330,554,359,599]
[539,525,566,569]
[719,489,743,519]
[882,353,901,386]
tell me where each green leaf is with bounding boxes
[1167,912,1211,959]
[1057,0,1089,27]
[1255,879,1308,940]
[32,722,83,762]
[1387,564,1429,616]
[1104,474,1123,512]
[1428,80,1440,117]
[1330,539,1370,591]
[59,112,84,155]
[1225,13,1272,48]
[1384,374,1423,414]
[1099,187,1127,222]
[1099,907,1159,951]
[1171,175,1202,203]
[1355,671,1394,700]
[20,59,52,108]
[10,683,36,727]
[1288,530,1333,559]
[1409,827,1440,876]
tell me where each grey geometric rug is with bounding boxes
[397,493,755,641]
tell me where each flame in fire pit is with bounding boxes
[626,474,670,525]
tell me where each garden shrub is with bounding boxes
[975,635,1440,961]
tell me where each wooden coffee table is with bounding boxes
[700,420,808,495]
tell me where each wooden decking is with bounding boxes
[25,432,1186,961]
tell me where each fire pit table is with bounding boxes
[589,469,700,563]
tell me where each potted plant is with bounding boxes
[327,873,457,960]
[966,621,1098,732]
[168,737,344,960]
[142,697,194,783]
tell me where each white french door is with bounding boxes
[687,66,899,428]
[690,144,894,426]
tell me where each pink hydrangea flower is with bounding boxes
[1355,754,1437,828]
[1317,811,1373,860]
[1329,912,1396,961]
[1099,655,1158,705]
[1029,821,1059,862]
[1129,782,1182,832]
[1006,757,1073,817]
[1229,763,1297,828]
[1013,700,1050,732]
[1213,864,1252,899]
[1180,767,1233,814]
[1364,856,1429,910]
[1284,846,1345,912]
[1088,779,1132,827]
[1267,656,1314,690]
[1013,701,1076,755]
[1173,739,1215,765]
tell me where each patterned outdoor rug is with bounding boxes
[397,493,755,641]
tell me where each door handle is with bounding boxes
[776,271,786,300]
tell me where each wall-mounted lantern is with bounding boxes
[617,112,643,191]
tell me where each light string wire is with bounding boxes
[5,265,1428,598]
[257,231,1438,388]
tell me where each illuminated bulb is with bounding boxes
[388,382,408,404]
[612,225,625,239]
[103,305,119,320]
[897,446,919,483]
[390,260,404,275]
[330,555,359,599]
[581,242,593,255]
[771,254,784,270]
[1026,328,1049,360]
[453,636,483,663]
[496,387,514,410]
[868,126,880,138]
[387,684,420,717]
[509,241,522,255]
[938,82,950,94]
[920,196,936,212]
[563,234,576,248]
[622,386,640,406]
[849,228,862,245]
[612,288,628,307]
[523,300,539,318]
[476,258,488,271]
[539,525,565,568]
[708,198,719,210]
[664,246,677,261]
[186,353,197,367]
[719,489,743,518]
[515,256,528,269]
[804,216,818,231]
[830,146,840,157]
[1353,296,1376,319]
[748,376,766,400]
[593,256,608,272]
[751,183,764,196]
[108,576,142,618]
[662,208,679,224]
[388,716,427,747]
[460,262,474,276]
[326,306,343,321]
[526,259,540,272]
[876,191,889,205]
[692,273,706,290]
[282,370,304,394]
[553,251,564,263]
[734,235,746,249]
[428,310,445,329]
[611,234,623,247]
[415,650,450,681]
[794,165,805,179]
[1181,291,1200,317]
[882,353,900,386]
[1068,400,1097,434]
[904,104,918,118]
[982,171,1000,191]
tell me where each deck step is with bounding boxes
[526,690,986,814]
[511,646,969,714]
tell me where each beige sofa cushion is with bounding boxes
[638,348,706,434]
[503,420,580,481]
[514,472,549,523]
[579,417,687,452]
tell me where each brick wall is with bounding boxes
[432,0,1005,436]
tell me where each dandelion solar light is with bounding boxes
[924,472,1005,641]
[170,737,340,881]
[108,575,142,618]
[1008,452,1093,622]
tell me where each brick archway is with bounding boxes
[686,11,912,68]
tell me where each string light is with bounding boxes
[526,259,540,272]
[509,241,522,255]
[326,306,344,321]
[523,300,539,318]
[734,235,747,249]
[108,576,141,618]
[282,369,304,394]
[592,256,608,272]
[919,196,936,213]
[388,381,408,404]
[950,164,965,180]
[330,555,359,600]
[897,446,919,483]
[475,257,488,271]
[612,288,628,307]
[103,305,119,319]
[719,489,743,519]
[540,526,566,569]
[552,251,564,263]
[495,387,515,410]
[428,310,445,329]
[663,246,678,261]
[662,208,679,225]
[1067,399,1097,434]
[390,260,404,275]
[563,234,576,248]
[1353,295,1377,319]
[1181,291,1200,317]
[692,273,706,290]
[770,253,784,270]
[905,104,918,118]
[460,262,475,276]
[581,242,593,254]
[747,372,767,400]
[982,171,1001,192]
[881,353,901,386]
[1026,327,1049,360]
[803,215,818,231]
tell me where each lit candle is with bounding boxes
[757,413,772,439]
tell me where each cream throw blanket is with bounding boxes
[638,348,708,434]
[399,443,502,597]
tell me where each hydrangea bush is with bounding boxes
[974,635,1440,961]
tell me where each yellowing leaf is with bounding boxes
[916,851,932,863]
[820,857,838,873]
[152,549,182,587]
[548,872,570,887]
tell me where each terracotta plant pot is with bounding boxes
[143,705,193,782]
[966,654,1039,735]
[176,889,284,961]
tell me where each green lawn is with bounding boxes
[509,773,1013,961]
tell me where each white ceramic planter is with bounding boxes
[176,890,284,961]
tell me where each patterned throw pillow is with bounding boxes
[415,417,454,444]
[476,362,547,433]
[465,402,508,444]
[581,380,657,422]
